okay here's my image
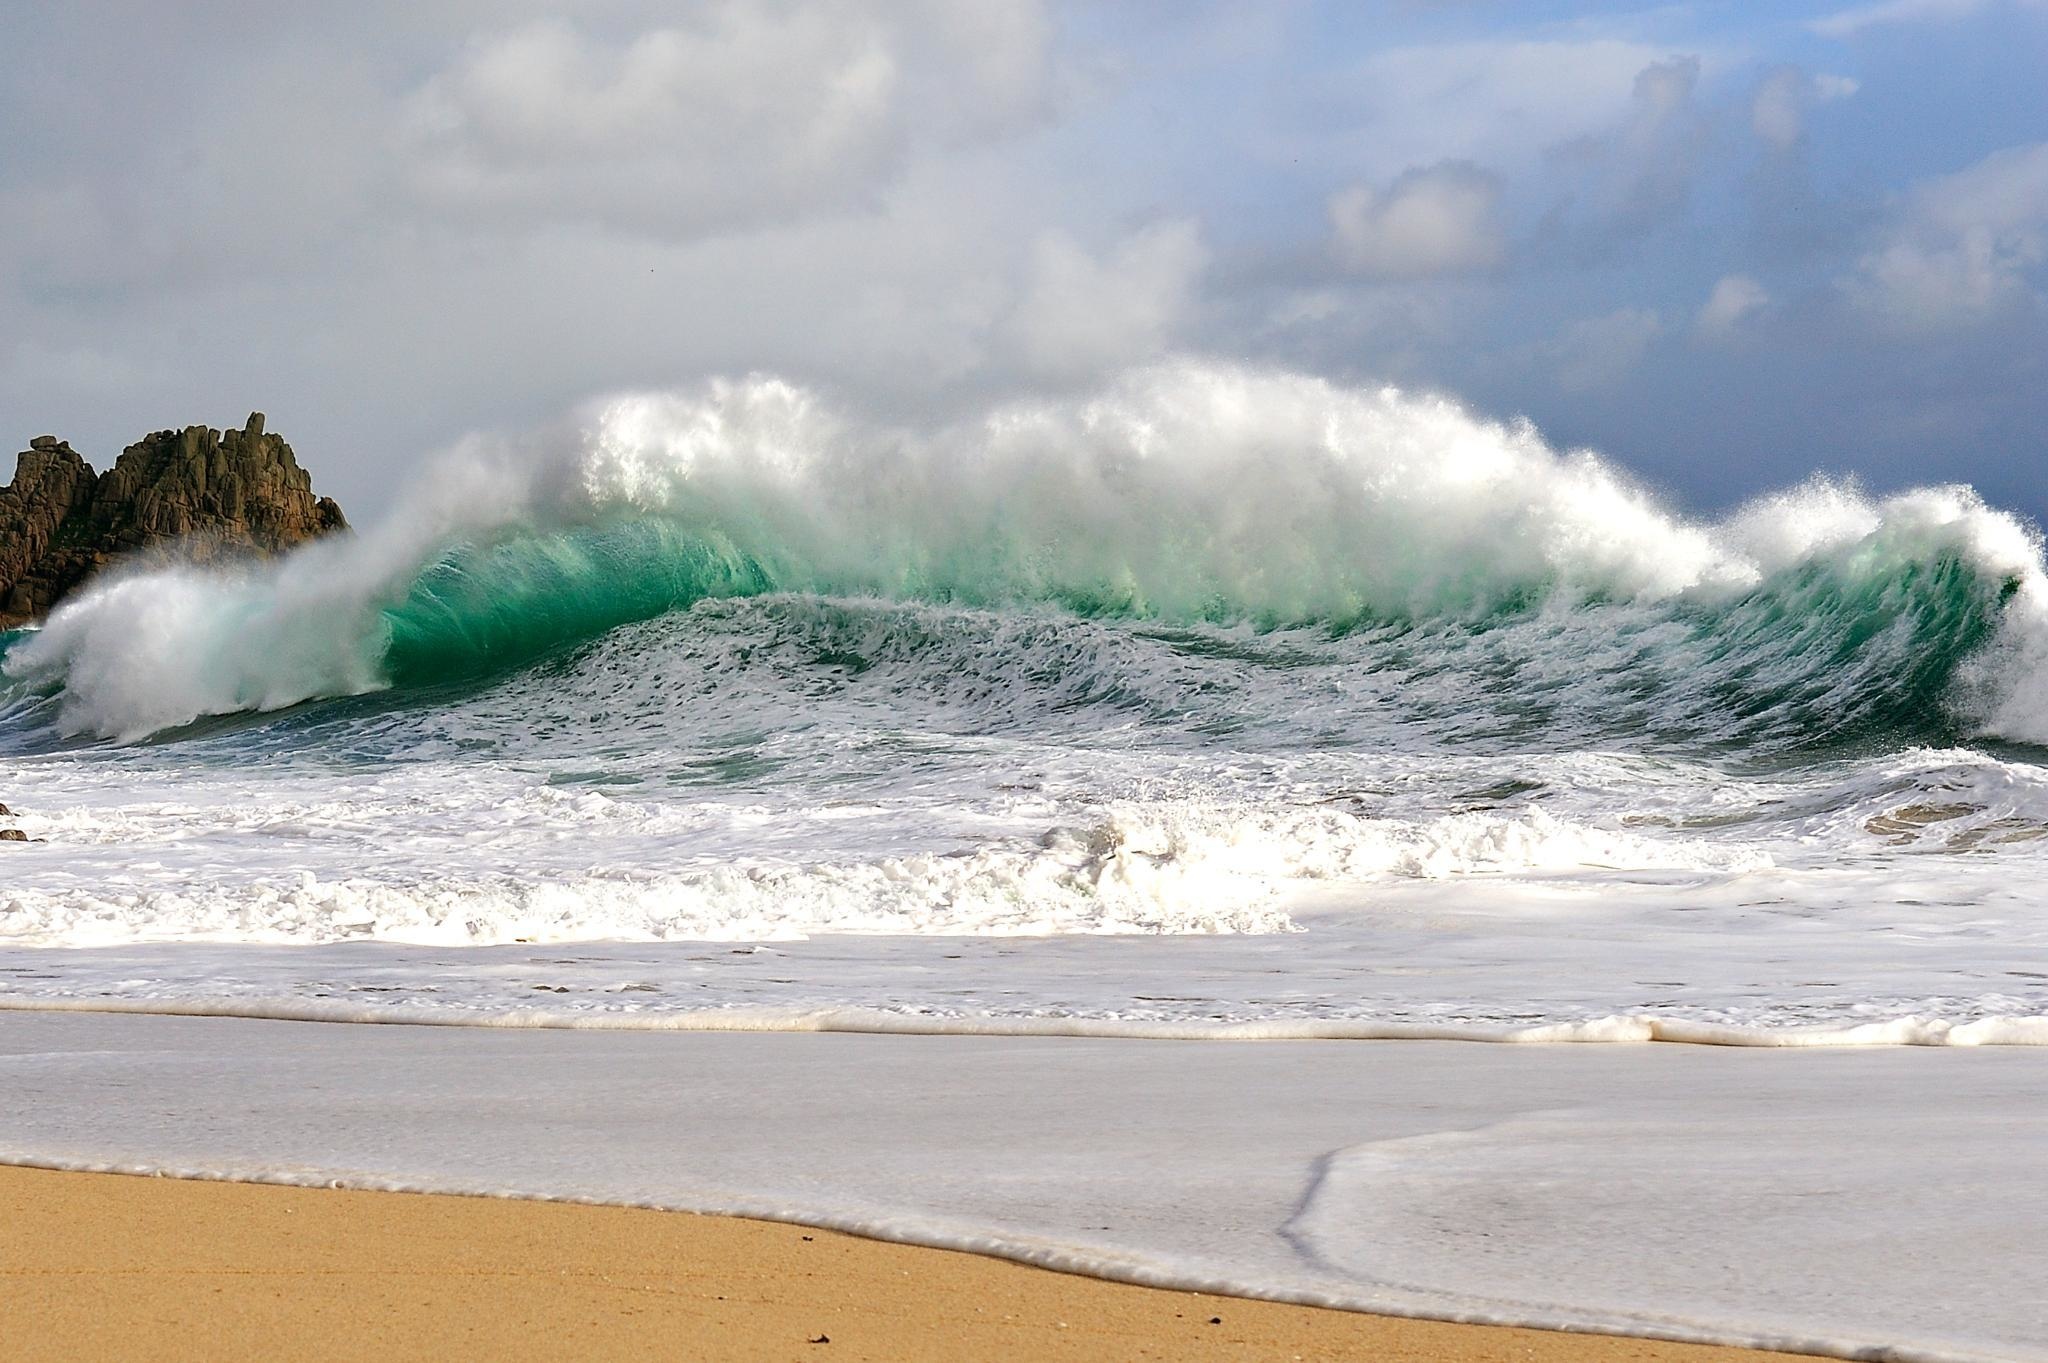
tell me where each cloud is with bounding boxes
[399,3,1053,239]
[1305,42,1722,273]
[1751,67,1859,150]
[1324,39,1670,181]
[1546,307,1663,391]
[400,14,898,236]
[2,52,392,294]
[0,0,1085,513]
[1695,275,1771,338]
[1810,0,1996,38]
[4,339,167,401]
[1328,162,1505,279]
[892,0,1057,136]
[1527,54,1717,255]
[1616,57,1708,221]
[2,0,1061,295]
[1845,141,2048,332]
[1631,56,1698,121]
[1002,220,1209,378]
[4,0,2048,532]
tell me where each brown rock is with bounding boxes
[0,829,25,842]
[0,413,349,628]
[0,438,98,625]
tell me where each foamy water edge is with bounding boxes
[4,995,2045,1045]
[0,1147,2000,1363]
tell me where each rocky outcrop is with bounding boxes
[0,438,98,625]
[0,413,348,627]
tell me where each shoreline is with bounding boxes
[5,1011,2039,1360]
[1,1163,1823,1363]
[4,993,2046,1046]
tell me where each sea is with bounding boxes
[3,360,2046,1046]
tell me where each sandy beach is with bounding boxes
[1,1164,1827,1363]
[4,1012,2042,1359]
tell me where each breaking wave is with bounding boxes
[5,360,2047,749]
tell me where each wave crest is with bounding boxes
[5,360,2045,744]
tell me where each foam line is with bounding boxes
[3,995,2044,1045]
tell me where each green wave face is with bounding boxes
[358,511,2027,759]
[382,521,785,687]
[1610,552,2016,752]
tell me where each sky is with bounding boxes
[2,0,2045,524]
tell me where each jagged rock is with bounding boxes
[0,439,98,623]
[0,413,348,628]
[0,829,25,842]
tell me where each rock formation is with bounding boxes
[0,414,348,627]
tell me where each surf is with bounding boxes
[4,359,2045,749]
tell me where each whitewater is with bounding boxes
[2,358,2047,1044]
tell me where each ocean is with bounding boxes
[3,360,2046,1046]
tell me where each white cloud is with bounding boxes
[1326,39,1672,181]
[1328,162,1505,279]
[402,13,894,234]
[1538,55,1712,245]
[1300,43,1717,267]
[1002,221,1209,379]
[1751,67,1859,150]
[1846,141,2048,332]
[400,3,1053,238]
[1547,307,1663,391]
[1695,275,1771,338]
[907,0,1057,132]
[1810,0,1994,38]
[1631,56,1697,120]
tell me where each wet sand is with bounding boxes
[0,1164,1822,1363]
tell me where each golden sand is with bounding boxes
[0,1164,1821,1362]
